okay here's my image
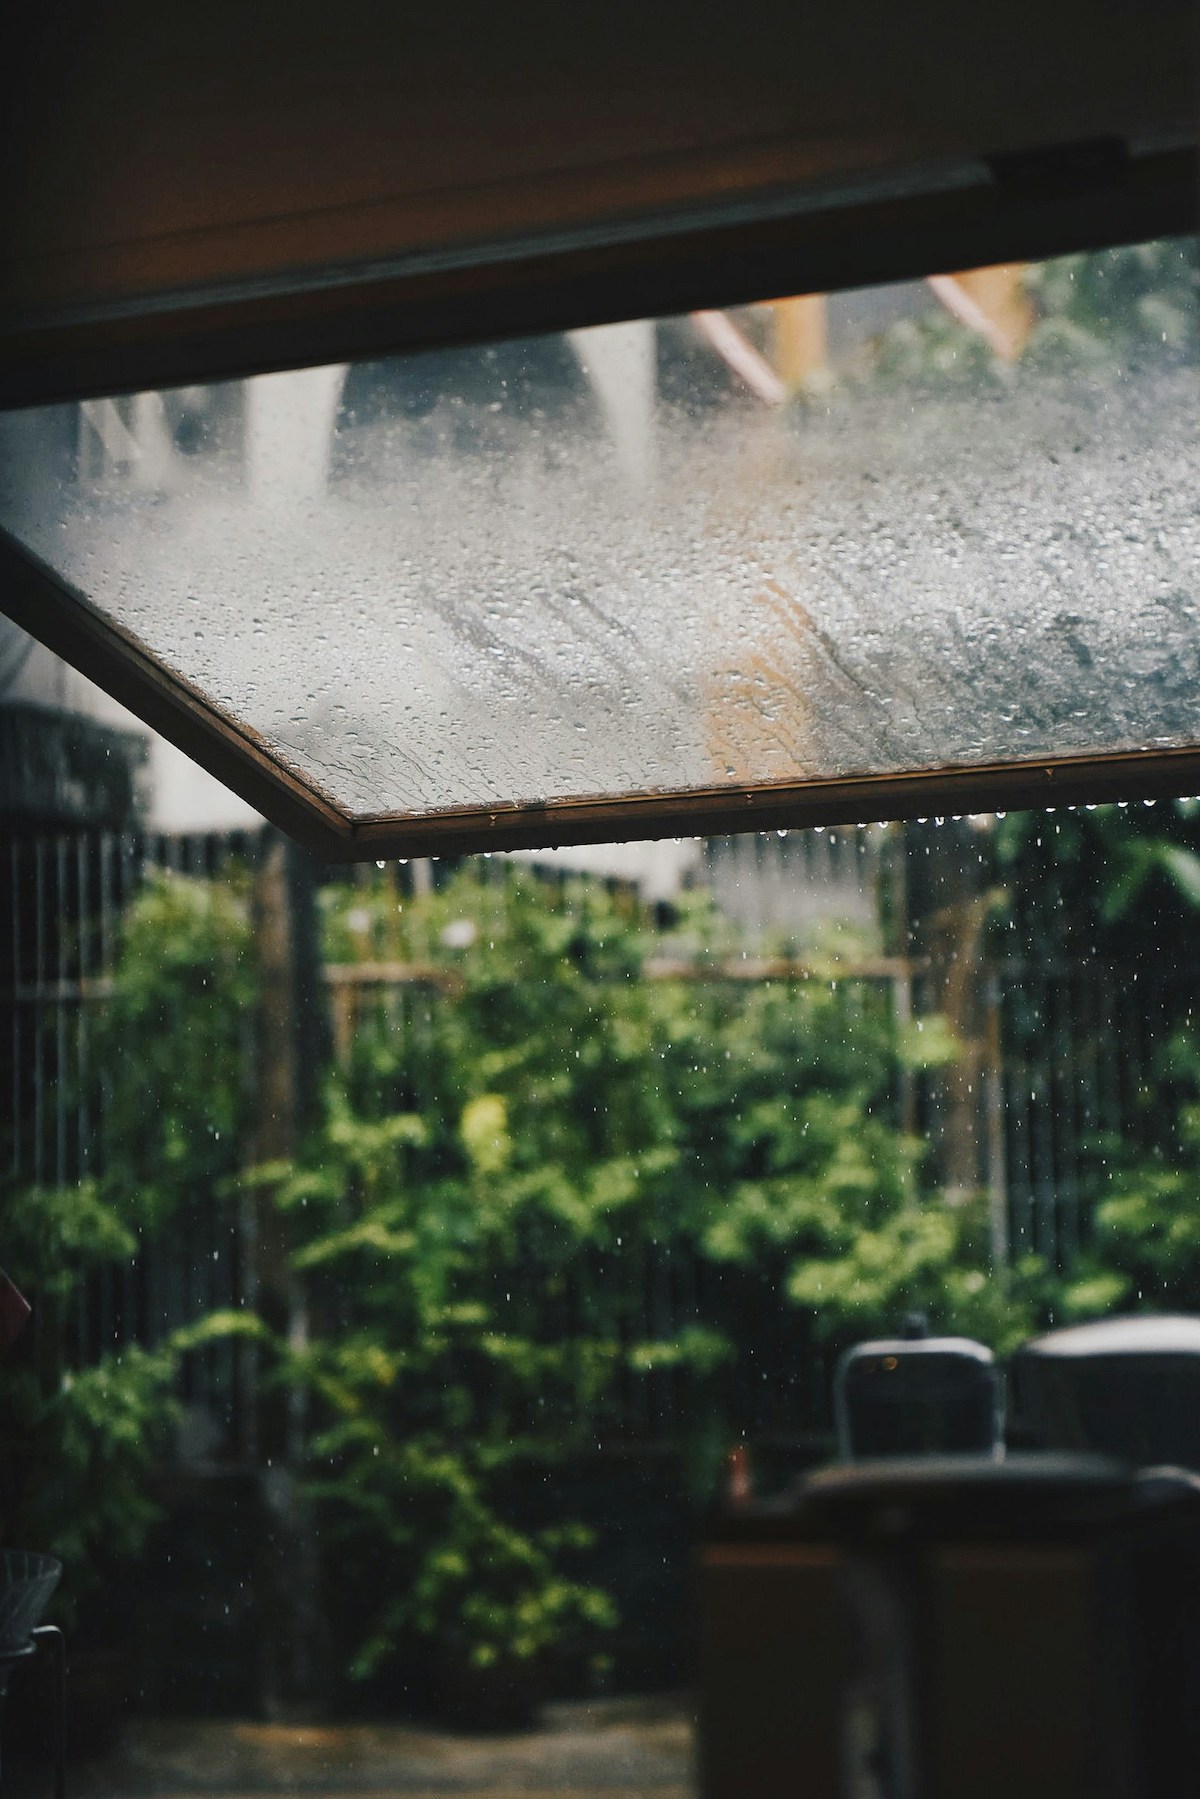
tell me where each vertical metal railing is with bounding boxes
[2,829,259,1450]
[4,824,1195,1452]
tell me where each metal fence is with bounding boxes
[3,830,258,1440]
[2,823,1186,1462]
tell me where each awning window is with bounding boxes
[1,241,1197,858]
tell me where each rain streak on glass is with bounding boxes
[0,240,1197,821]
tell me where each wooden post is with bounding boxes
[936,886,993,1204]
[768,295,829,393]
[882,827,918,1141]
[905,821,996,1211]
[248,830,329,1719]
[983,971,1010,1270]
[951,265,1033,361]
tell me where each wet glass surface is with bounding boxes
[1,244,1196,822]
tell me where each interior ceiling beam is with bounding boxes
[2,0,1194,405]
[3,143,1195,410]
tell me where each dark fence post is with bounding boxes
[906,820,993,1208]
[247,829,329,1719]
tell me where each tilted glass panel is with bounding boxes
[1,240,1197,824]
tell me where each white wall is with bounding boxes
[2,619,262,833]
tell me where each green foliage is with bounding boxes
[992,800,1200,965]
[89,870,257,1226]
[2,1178,138,1300]
[16,1349,180,1575]
[870,311,1003,390]
[319,866,946,1360]
[991,799,1200,1329]
[0,1167,180,1621]
[1076,1032,1200,1314]
[9,850,1120,1697]
[304,1424,617,1688]
[248,864,1040,1693]
[783,1196,1049,1356]
[1024,238,1198,367]
[865,237,1196,387]
[0,870,257,1625]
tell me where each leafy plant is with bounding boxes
[239,863,1036,1700]
[1023,238,1198,367]
[862,237,1197,388]
[870,310,1004,389]
[1071,1030,1200,1316]
[0,1169,179,1626]
[992,800,1200,965]
[0,869,257,1628]
[987,799,1200,1323]
[88,869,257,1228]
[9,845,1135,1705]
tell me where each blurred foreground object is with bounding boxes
[700,1455,1200,1799]
[1012,1315,1200,1470]
[835,1336,1001,1460]
[0,1553,65,1799]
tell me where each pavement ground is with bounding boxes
[33,1699,696,1799]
